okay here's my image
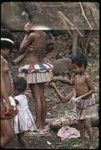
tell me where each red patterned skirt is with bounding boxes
[19,63,53,84]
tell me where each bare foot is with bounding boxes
[19,138,29,148]
[37,125,50,135]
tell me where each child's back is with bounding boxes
[13,77,37,148]
[14,93,37,134]
[14,94,29,110]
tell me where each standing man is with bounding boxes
[19,22,53,130]
[1,28,14,147]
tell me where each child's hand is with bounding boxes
[74,97,81,102]
[50,81,56,88]
[70,97,80,102]
[70,96,81,103]
[70,96,76,102]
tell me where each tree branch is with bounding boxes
[57,11,83,37]
[79,2,93,30]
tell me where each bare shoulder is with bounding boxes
[84,72,91,79]
[29,32,36,38]
[1,56,7,65]
[74,74,79,79]
[1,55,4,61]
[1,56,9,72]
[26,32,37,42]
[1,56,4,67]
[84,72,93,83]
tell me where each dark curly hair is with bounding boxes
[72,53,88,69]
[13,77,27,92]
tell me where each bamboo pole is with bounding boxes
[58,11,83,37]
[79,2,93,30]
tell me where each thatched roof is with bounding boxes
[1,2,99,30]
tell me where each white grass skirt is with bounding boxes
[19,70,53,84]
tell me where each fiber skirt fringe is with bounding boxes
[77,96,98,120]
[19,70,53,84]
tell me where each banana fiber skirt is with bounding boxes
[19,70,53,84]
[77,96,98,120]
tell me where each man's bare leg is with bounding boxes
[1,119,14,148]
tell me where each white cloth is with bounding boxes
[57,126,80,141]
[13,94,37,134]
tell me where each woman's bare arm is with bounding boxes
[1,58,10,103]
[19,33,34,54]
[1,74,10,103]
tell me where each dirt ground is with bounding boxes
[6,55,99,149]
[6,94,99,149]
[6,84,99,149]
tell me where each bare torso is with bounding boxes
[1,56,13,97]
[74,73,91,99]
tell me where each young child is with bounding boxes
[51,53,98,148]
[13,77,37,148]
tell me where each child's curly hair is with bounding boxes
[13,77,27,92]
[72,53,88,69]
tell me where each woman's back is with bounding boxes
[25,31,47,64]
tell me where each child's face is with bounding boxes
[1,48,10,58]
[24,23,32,32]
[74,64,85,74]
